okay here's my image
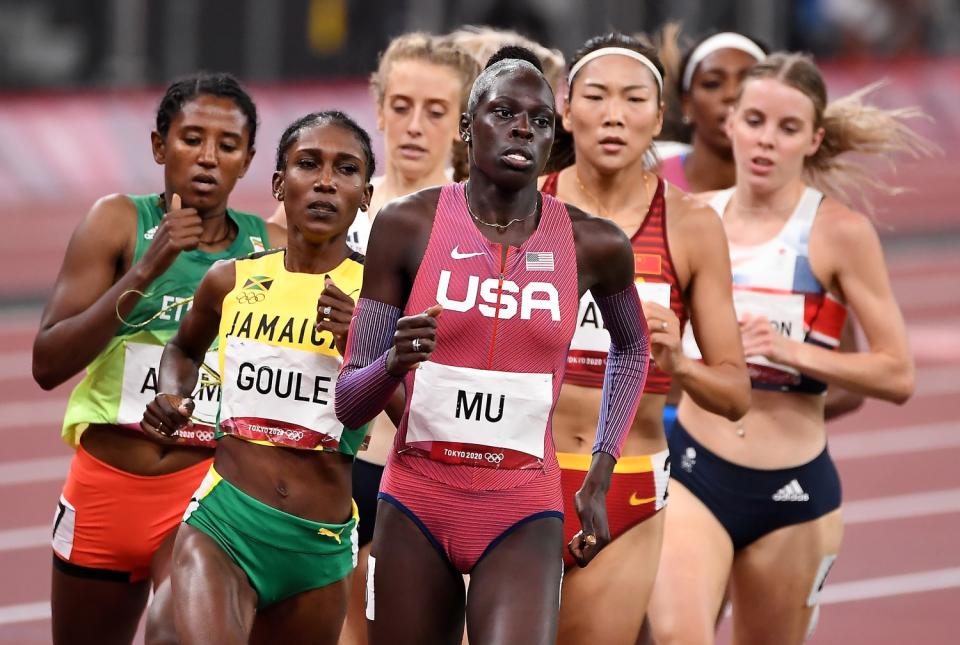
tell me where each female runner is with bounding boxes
[658,31,768,193]
[539,33,750,644]
[34,73,277,645]
[335,47,650,645]
[268,36,479,644]
[268,32,477,237]
[283,33,480,645]
[647,53,929,644]
[143,111,375,644]
[659,30,862,424]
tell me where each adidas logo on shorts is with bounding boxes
[772,479,810,502]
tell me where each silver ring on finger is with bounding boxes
[157,422,165,433]
[322,306,332,318]
[661,321,668,330]
[412,338,422,352]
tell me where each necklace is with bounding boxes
[464,182,540,232]
[575,168,651,219]
[198,221,234,247]
[157,194,234,247]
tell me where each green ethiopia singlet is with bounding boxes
[61,194,270,448]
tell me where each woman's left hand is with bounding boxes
[643,301,686,375]
[316,276,356,355]
[569,482,611,568]
[739,312,796,365]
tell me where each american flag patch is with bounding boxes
[525,251,554,272]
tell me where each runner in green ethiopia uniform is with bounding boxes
[62,193,269,447]
[33,73,281,645]
[142,111,376,643]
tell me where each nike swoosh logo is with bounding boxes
[629,492,657,506]
[451,245,484,260]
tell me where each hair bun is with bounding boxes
[485,45,544,72]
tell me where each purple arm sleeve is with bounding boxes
[592,285,650,458]
[334,298,404,429]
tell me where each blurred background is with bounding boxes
[1,1,958,643]
[0,0,958,300]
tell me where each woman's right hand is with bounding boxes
[385,304,442,376]
[137,193,204,280]
[140,393,194,444]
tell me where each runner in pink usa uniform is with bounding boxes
[335,46,649,645]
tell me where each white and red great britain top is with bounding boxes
[397,183,580,490]
[683,186,847,394]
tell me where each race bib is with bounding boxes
[406,362,552,469]
[734,289,805,376]
[219,337,343,449]
[570,282,671,353]
[117,343,221,441]
[683,289,806,380]
[683,288,806,380]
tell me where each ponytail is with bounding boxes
[741,53,937,211]
[806,81,935,207]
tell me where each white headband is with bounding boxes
[567,47,663,93]
[681,33,766,92]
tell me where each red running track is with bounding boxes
[0,242,958,643]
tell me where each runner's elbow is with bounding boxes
[886,367,915,405]
[32,342,66,390]
[712,371,751,421]
[32,361,64,390]
[724,386,751,421]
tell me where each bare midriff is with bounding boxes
[678,389,827,469]
[79,424,212,476]
[552,382,668,456]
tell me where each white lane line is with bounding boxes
[0,456,71,486]
[0,601,50,626]
[892,274,960,309]
[894,281,960,308]
[2,569,959,625]
[0,314,42,335]
[0,526,49,552]
[0,484,954,555]
[0,400,66,429]
[0,351,32,381]
[821,567,960,605]
[844,488,960,524]
[913,364,960,397]
[830,422,960,460]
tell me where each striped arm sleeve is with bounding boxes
[592,285,650,459]
[335,298,404,429]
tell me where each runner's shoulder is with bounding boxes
[566,202,631,251]
[667,187,725,238]
[811,195,877,255]
[195,258,239,302]
[372,185,443,234]
[71,193,139,256]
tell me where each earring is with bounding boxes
[681,114,692,125]
[462,133,471,143]
[274,189,284,201]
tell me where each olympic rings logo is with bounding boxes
[484,452,505,464]
[236,291,266,304]
[175,429,215,443]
